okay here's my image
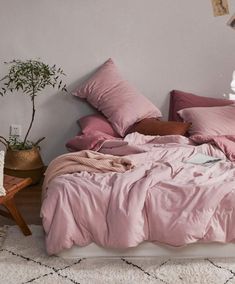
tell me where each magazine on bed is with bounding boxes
[184,153,222,166]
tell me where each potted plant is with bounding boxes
[0,59,67,183]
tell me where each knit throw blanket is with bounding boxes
[43,150,135,191]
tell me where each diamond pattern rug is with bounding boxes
[0,226,235,283]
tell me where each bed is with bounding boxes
[41,132,235,257]
[41,59,235,258]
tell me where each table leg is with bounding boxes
[3,198,32,236]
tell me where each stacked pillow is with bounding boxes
[167,89,235,138]
[78,114,120,137]
[66,114,121,152]
[0,151,6,196]
[72,58,162,137]
[178,105,235,137]
[169,90,233,122]
[74,61,234,139]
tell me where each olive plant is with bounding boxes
[0,59,67,150]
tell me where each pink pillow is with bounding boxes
[178,104,235,136]
[169,90,233,121]
[79,114,120,137]
[72,59,162,136]
[66,131,116,152]
[191,135,235,161]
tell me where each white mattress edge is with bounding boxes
[58,241,235,259]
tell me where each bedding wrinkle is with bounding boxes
[41,133,235,254]
[43,150,135,196]
[203,189,235,242]
[192,135,235,161]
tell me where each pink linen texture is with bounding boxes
[79,114,120,137]
[66,114,121,152]
[169,89,233,121]
[41,133,235,255]
[178,104,235,136]
[72,59,162,136]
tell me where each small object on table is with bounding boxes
[0,175,32,236]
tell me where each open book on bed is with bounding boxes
[184,153,222,166]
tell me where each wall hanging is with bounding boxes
[227,13,235,28]
[211,0,229,16]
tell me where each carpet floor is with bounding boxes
[0,226,235,284]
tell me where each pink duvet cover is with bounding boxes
[191,135,235,162]
[41,133,235,255]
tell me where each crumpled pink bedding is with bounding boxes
[41,133,235,255]
[43,150,134,194]
[191,135,235,161]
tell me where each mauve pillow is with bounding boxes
[79,114,120,137]
[72,59,162,136]
[127,118,191,136]
[66,131,116,152]
[178,104,235,136]
[169,90,233,121]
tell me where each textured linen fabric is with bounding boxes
[41,133,235,255]
[43,150,134,193]
[66,131,118,152]
[72,58,162,136]
[127,118,191,136]
[78,114,120,137]
[169,90,233,121]
[178,104,235,136]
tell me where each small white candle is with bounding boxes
[231,70,235,92]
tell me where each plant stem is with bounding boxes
[23,97,35,146]
[23,64,36,147]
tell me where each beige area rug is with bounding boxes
[0,226,235,284]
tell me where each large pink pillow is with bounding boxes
[178,104,235,136]
[79,114,120,137]
[169,90,233,121]
[73,59,162,136]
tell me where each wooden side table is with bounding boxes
[0,175,32,236]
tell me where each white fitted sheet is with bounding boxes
[58,242,235,259]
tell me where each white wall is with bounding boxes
[0,0,235,164]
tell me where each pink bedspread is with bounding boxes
[41,133,235,255]
[43,150,134,193]
[191,135,235,161]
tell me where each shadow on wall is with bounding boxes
[38,70,102,163]
[39,61,174,163]
[227,13,235,29]
[162,92,171,120]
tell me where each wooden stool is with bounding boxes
[0,175,32,236]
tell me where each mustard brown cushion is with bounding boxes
[127,118,191,136]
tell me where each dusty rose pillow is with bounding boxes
[72,59,162,136]
[127,118,191,136]
[66,131,116,152]
[78,114,120,137]
[169,90,233,121]
[178,104,235,136]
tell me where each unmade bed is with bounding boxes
[41,133,235,257]
[41,59,235,258]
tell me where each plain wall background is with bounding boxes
[0,0,235,163]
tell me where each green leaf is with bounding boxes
[0,58,67,143]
